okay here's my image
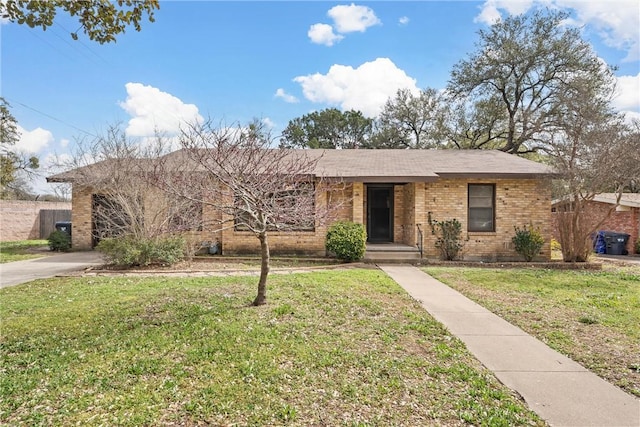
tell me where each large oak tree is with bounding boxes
[447,9,614,155]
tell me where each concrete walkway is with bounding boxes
[0,251,105,288]
[380,265,640,427]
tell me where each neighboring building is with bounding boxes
[48,149,555,261]
[552,193,640,255]
[0,200,71,241]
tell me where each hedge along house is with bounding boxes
[48,149,555,261]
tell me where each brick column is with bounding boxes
[71,186,93,250]
[352,182,364,224]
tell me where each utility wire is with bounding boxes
[5,97,98,137]
[53,22,110,65]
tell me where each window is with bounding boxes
[234,183,315,232]
[468,184,495,232]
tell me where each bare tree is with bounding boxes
[153,119,342,306]
[548,75,640,261]
[54,125,202,248]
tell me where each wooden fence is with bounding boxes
[39,209,72,239]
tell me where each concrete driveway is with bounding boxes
[0,251,105,288]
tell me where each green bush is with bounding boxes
[325,221,367,262]
[47,230,71,252]
[97,235,186,267]
[429,218,463,261]
[512,224,545,262]
[635,239,640,255]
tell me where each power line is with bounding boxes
[53,22,110,65]
[5,97,98,137]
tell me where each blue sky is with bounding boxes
[2,1,639,194]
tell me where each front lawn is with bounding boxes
[0,270,543,426]
[0,240,48,263]
[424,267,640,397]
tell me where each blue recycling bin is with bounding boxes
[593,231,606,254]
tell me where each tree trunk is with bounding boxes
[252,231,270,306]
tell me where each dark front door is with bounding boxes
[367,186,393,242]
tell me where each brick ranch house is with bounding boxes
[48,149,555,261]
[552,193,640,254]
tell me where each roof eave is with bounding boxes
[339,176,439,183]
[436,172,556,179]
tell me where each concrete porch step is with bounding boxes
[364,244,422,261]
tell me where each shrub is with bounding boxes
[429,218,463,261]
[96,236,141,266]
[47,230,71,252]
[97,235,185,267]
[325,221,367,262]
[550,238,562,252]
[144,236,186,265]
[512,224,545,262]
[635,239,640,255]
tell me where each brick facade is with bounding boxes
[68,177,552,260]
[419,178,552,261]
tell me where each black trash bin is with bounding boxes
[54,221,72,239]
[602,231,630,256]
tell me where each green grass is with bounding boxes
[0,240,48,263]
[424,267,640,396]
[0,270,543,426]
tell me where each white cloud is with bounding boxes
[613,73,640,111]
[565,0,640,62]
[274,88,299,103]
[15,125,54,154]
[328,4,381,33]
[475,1,640,61]
[293,57,418,117]
[262,117,275,129]
[475,0,535,24]
[119,82,203,137]
[399,16,410,26]
[60,138,70,148]
[308,23,344,46]
[308,4,381,46]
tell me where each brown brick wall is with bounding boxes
[0,200,71,241]
[420,178,552,261]
[67,177,552,259]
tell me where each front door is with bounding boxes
[367,185,393,242]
